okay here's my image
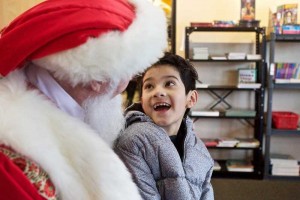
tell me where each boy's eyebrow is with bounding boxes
[143,75,179,84]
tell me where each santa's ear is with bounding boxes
[90,80,111,94]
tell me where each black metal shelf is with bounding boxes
[264,32,300,181]
[270,129,300,136]
[265,174,300,181]
[267,34,300,42]
[185,26,266,179]
[273,83,300,89]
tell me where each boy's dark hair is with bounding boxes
[140,52,198,95]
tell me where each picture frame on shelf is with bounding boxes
[241,0,255,21]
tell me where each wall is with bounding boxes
[0,0,43,29]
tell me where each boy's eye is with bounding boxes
[143,83,153,90]
[165,81,175,87]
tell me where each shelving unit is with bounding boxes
[185,26,266,179]
[264,33,300,180]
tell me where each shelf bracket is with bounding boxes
[208,89,233,110]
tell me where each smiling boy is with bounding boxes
[115,53,214,200]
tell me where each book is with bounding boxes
[217,138,239,147]
[213,160,221,171]
[193,47,209,60]
[237,83,261,88]
[213,20,236,27]
[190,110,220,117]
[196,82,209,88]
[238,68,257,83]
[210,54,227,60]
[227,52,246,60]
[236,138,260,148]
[201,138,219,147]
[275,78,300,83]
[272,171,299,176]
[290,78,300,83]
[193,54,209,60]
[246,54,262,60]
[226,160,254,172]
[272,166,299,174]
[225,109,256,117]
[270,154,299,167]
[274,63,300,82]
[190,22,213,27]
[272,163,299,176]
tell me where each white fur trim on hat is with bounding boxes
[32,0,167,87]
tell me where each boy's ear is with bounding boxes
[187,90,198,108]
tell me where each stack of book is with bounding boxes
[202,138,219,147]
[237,83,261,88]
[226,160,254,172]
[274,63,300,83]
[193,47,209,60]
[190,22,213,27]
[213,160,221,171]
[238,68,257,83]
[213,20,236,27]
[227,52,246,60]
[224,109,256,117]
[236,138,260,148]
[201,137,260,148]
[271,154,300,176]
[210,54,227,60]
[196,82,209,88]
[217,138,239,147]
[236,68,260,88]
[190,110,220,117]
[246,54,262,60]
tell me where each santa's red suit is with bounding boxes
[0,0,167,199]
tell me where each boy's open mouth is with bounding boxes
[153,102,171,111]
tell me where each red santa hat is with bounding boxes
[0,0,167,86]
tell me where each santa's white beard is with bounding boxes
[82,94,125,147]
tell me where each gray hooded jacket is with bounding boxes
[115,105,214,200]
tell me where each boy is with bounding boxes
[115,53,214,200]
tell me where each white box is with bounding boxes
[238,68,257,83]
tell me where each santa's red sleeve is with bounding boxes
[0,152,45,200]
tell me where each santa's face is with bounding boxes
[57,76,129,147]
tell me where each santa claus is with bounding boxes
[0,0,167,199]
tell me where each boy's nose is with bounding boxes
[153,87,166,97]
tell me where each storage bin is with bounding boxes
[272,111,299,129]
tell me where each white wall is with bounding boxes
[0,0,43,28]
